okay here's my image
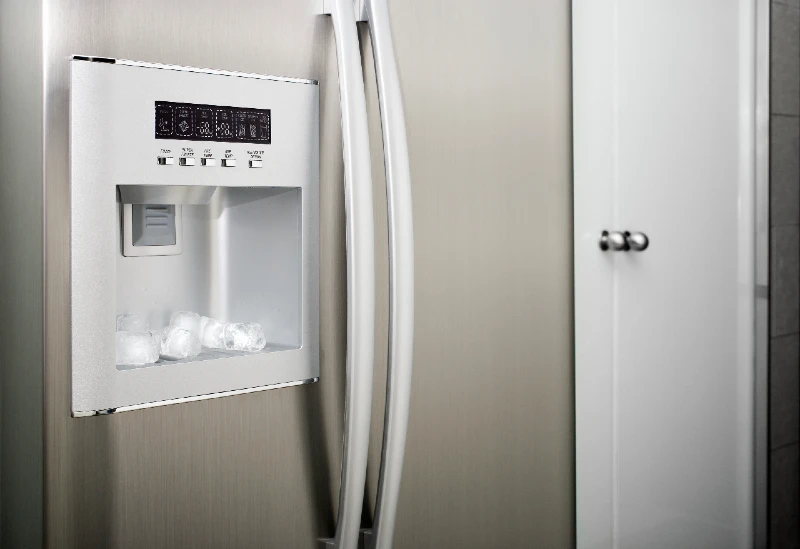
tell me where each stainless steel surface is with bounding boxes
[599,230,628,251]
[73,377,320,417]
[361,0,415,547]
[118,185,217,205]
[360,0,574,547]
[45,1,347,547]
[325,0,376,546]
[624,231,649,252]
[0,0,45,546]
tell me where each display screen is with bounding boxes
[155,101,271,144]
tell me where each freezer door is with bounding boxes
[45,2,347,548]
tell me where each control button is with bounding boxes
[221,158,236,167]
[200,158,216,167]
[179,157,195,166]
[249,159,263,168]
[157,156,174,166]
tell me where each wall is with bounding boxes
[770,0,800,546]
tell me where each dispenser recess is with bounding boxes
[70,58,319,416]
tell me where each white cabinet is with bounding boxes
[574,1,760,547]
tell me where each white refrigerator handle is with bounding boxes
[361,0,415,548]
[320,0,376,548]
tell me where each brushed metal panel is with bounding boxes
[44,1,346,547]
[361,1,575,548]
[0,0,45,547]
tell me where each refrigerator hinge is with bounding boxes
[318,532,371,549]
[359,528,373,549]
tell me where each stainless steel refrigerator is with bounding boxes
[0,0,574,548]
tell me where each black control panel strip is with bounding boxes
[155,101,271,144]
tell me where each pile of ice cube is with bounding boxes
[115,311,267,366]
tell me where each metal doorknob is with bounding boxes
[625,231,649,252]
[599,230,629,251]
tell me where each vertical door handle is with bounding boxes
[360,1,415,548]
[320,1,376,548]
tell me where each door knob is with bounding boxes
[599,230,629,251]
[625,231,649,252]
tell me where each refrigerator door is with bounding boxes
[360,0,575,548]
[45,1,353,547]
[42,0,576,547]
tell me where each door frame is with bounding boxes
[753,0,770,545]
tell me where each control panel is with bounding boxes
[157,112,268,168]
[154,100,270,169]
[155,150,262,168]
[69,56,318,191]
[155,101,271,143]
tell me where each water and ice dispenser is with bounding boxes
[70,58,319,416]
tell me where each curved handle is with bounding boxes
[362,1,415,548]
[321,1,376,548]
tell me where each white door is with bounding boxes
[573,1,757,548]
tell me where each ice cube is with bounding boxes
[116,313,149,332]
[116,330,159,366]
[169,311,202,337]
[200,316,225,349]
[199,315,210,335]
[223,322,267,352]
[160,325,201,361]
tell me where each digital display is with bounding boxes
[155,101,271,144]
